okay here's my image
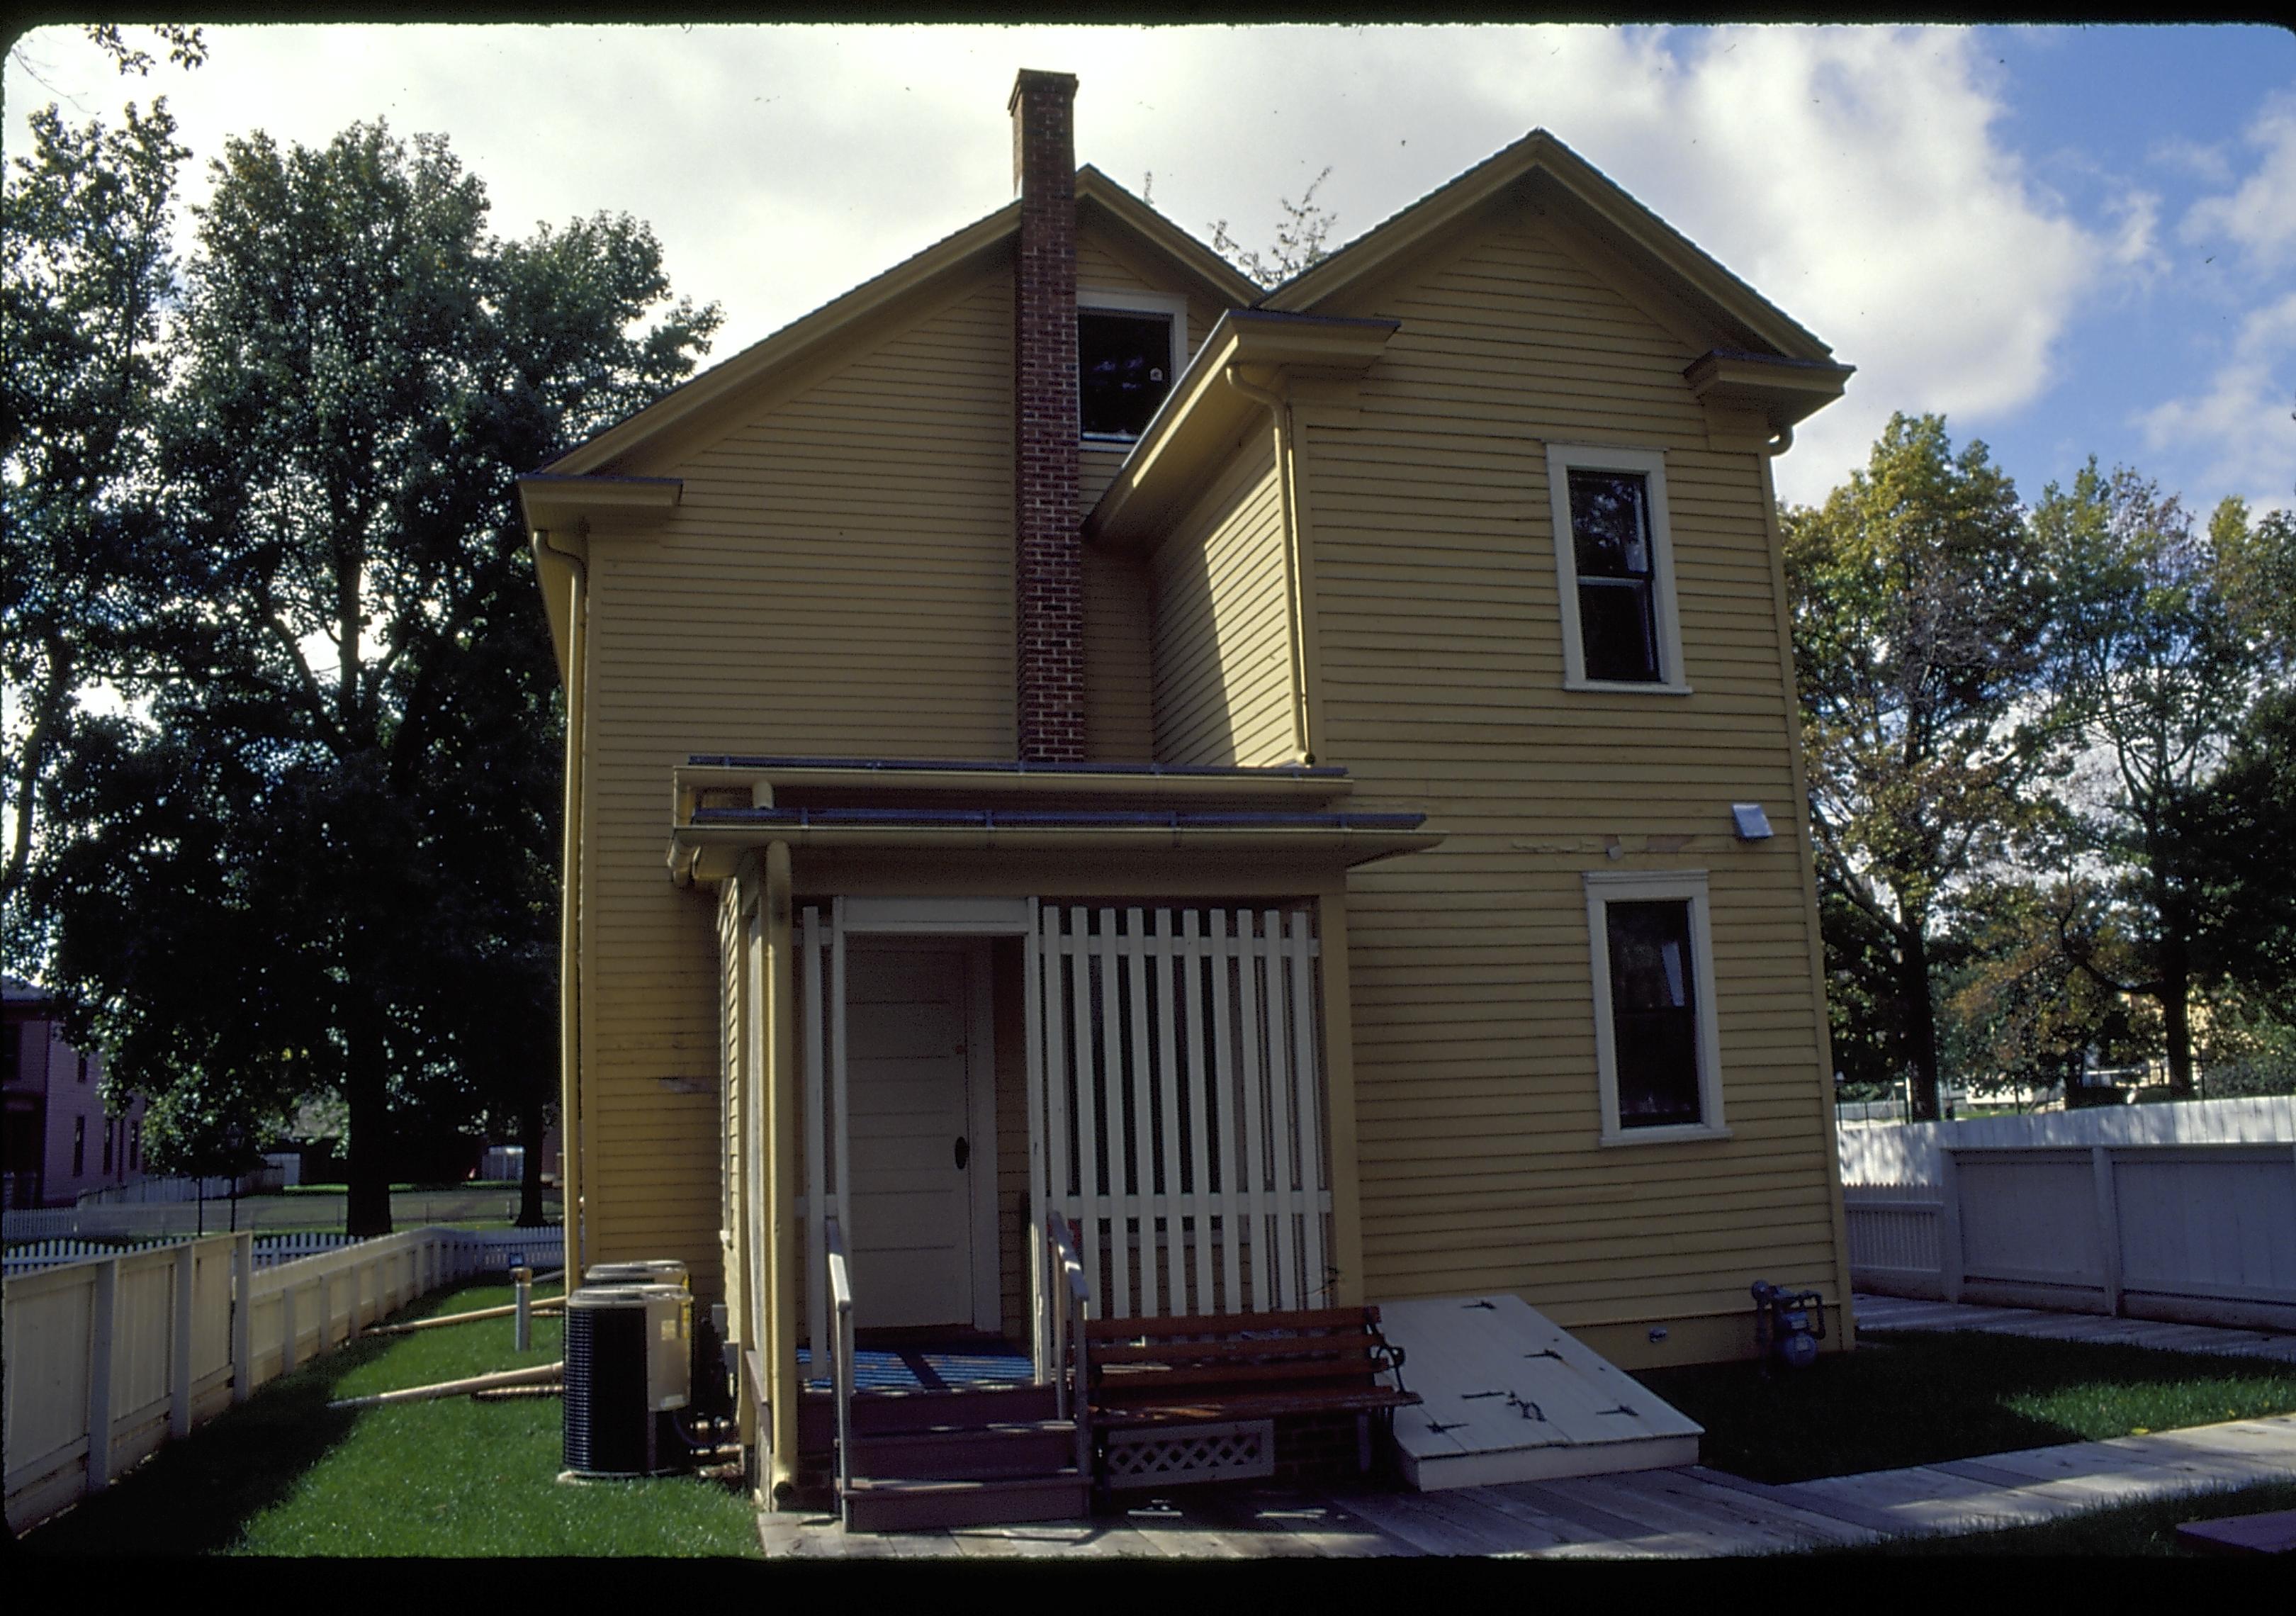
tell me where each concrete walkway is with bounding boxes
[756,1414,2296,1559]
[1853,1293,2296,1363]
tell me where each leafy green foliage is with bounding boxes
[1782,414,2060,1117]
[1,98,189,948]
[2030,465,2267,1095]
[22,118,719,1234]
[1210,166,1338,287]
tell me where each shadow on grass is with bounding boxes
[1638,1329,2296,1485]
[22,1282,490,1555]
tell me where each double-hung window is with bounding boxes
[1585,871,1727,1144]
[1546,444,1688,692]
[1078,288,1188,442]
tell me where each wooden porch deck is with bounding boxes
[755,1413,2296,1558]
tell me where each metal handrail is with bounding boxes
[824,1215,855,1529]
[1045,1211,1091,1484]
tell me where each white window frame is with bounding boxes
[1546,443,1690,695]
[1583,869,1728,1146]
[1077,286,1189,444]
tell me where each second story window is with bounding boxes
[1546,444,1689,694]
[1078,288,1188,443]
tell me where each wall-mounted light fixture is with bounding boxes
[1731,802,1774,841]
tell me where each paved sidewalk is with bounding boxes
[1853,1293,2296,1363]
[756,1413,2296,1559]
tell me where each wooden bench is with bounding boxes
[1083,1306,1420,1492]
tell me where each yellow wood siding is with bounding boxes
[1082,545,1154,761]
[577,262,1023,1290]
[1297,213,1842,1339]
[1149,434,1298,767]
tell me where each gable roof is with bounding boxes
[540,167,1260,479]
[1262,127,1838,364]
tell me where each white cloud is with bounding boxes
[4,21,2124,508]
[2137,290,2296,511]
[2180,91,2296,271]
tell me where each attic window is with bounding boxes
[1078,288,1188,442]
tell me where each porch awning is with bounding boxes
[665,756,1441,885]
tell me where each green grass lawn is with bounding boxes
[1638,1329,2296,1484]
[20,1277,759,1558]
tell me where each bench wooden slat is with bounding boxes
[1083,1305,1382,1341]
[1096,1356,1385,1391]
[1091,1334,1385,1367]
[1095,1387,1419,1428]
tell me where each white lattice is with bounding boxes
[1103,1418,1276,1489]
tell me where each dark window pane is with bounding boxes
[1579,578,1660,683]
[1079,311,1174,438]
[1568,470,1661,682]
[1568,470,1651,578]
[1606,899,1704,1128]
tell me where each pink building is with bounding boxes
[3,978,147,1208]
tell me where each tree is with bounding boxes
[1782,414,2059,1120]
[1,98,188,957]
[2032,463,2259,1097]
[1211,167,1339,286]
[28,121,720,1235]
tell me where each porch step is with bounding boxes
[851,1419,1079,1481]
[845,1383,1059,1437]
[843,1471,1088,1533]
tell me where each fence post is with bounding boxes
[232,1231,254,1403]
[281,1278,298,1376]
[2092,1145,2123,1317]
[1937,1148,1964,1304]
[85,1257,120,1493]
[171,1243,196,1439]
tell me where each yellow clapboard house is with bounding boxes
[521,72,1856,1524]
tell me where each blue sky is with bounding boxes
[6,21,2292,513]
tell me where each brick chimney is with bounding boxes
[1010,69,1084,763]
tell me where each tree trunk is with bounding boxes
[344,993,394,1238]
[1898,921,1943,1121]
[2159,938,2195,1100]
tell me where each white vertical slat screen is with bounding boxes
[1028,904,1330,1320]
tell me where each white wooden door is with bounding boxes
[845,944,976,1329]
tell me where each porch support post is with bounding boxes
[763,841,802,1501]
[1315,887,1366,1307]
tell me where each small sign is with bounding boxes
[509,1251,526,1269]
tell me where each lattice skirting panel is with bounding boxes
[1103,1420,1276,1490]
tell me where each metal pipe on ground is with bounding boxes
[363,1293,567,1336]
[327,1362,563,1410]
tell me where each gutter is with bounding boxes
[534,529,588,1285]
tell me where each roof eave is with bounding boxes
[1085,310,1400,549]
[1264,128,1836,364]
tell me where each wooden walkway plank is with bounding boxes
[1333,1488,1531,1556]
[1243,1493,1423,1557]
[1597,1466,1867,1550]
[1689,1467,1904,1538]
[1559,1470,1817,1556]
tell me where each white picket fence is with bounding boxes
[1838,1094,2293,1186]
[4,1232,367,1279]
[2,1223,563,1534]
[1843,1142,2296,1331]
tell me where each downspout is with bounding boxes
[1226,366,1318,765]
[536,527,589,1289]
[762,840,801,1500]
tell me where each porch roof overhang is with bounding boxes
[665,756,1439,887]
